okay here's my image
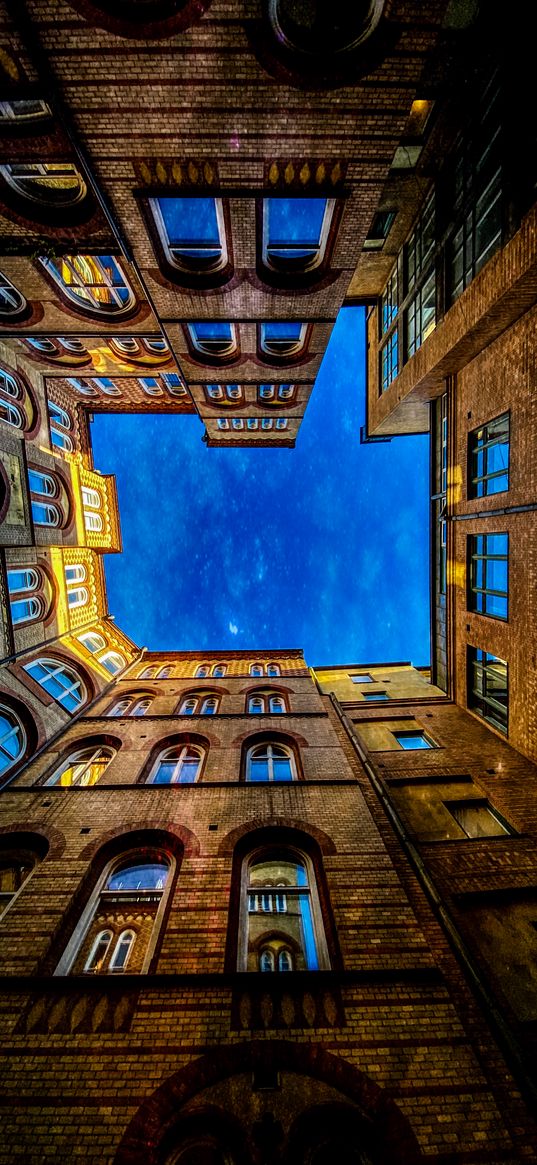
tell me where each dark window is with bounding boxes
[468,647,508,734]
[363,209,396,251]
[447,78,502,303]
[445,799,510,838]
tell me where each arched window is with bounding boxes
[201,697,218,715]
[0,705,26,778]
[24,657,86,712]
[78,631,106,654]
[205,384,243,406]
[246,742,295,782]
[48,400,73,452]
[162,372,187,397]
[196,665,209,678]
[0,369,26,429]
[7,567,49,627]
[82,487,102,532]
[67,586,88,609]
[212,664,227,677]
[259,321,308,361]
[28,469,63,528]
[140,666,156,679]
[138,376,163,397]
[241,850,329,971]
[267,664,281,676]
[67,377,98,397]
[84,512,103,533]
[65,563,86,584]
[261,197,336,276]
[41,254,135,317]
[99,651,126,675]
[157,666,172,678]
[107,693,153,717]
[46,744,115,787]
[0,399,24,429]
[180,697,198,715]
[93,377,122,397]
[0,162,87,208]
[148,744,204,785]
[0,269,27,319]
[248,696,264,714]
[187,322,238,362]
[149,196,229,281]
[0,853,35,918]
[250,664,264,677]
[59,851,172,976]
[269,696,285,714]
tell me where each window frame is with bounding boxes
[55,848,175,976]
[467,647,508,735]
[245,740,296,783]
[24,657,87,713]
[40,254,136,319]
[146,743,205,785]
[237,845,330,972]
[467,532,508,620]
[0,705,27,779]
[45,744,116,788]
[468,412,510,499]
[259,196,339,285]
[148,195,233,287]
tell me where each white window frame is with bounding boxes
[147,744,204,785]
[41,254,135,317]
[46,745,115,787]
[246,742,296,782]
[238,847,330,972]
[24,657,86,712]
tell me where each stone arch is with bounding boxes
[113,1040,424,1165]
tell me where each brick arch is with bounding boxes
[218,818,336,858]
[239,682,297,696]
[138,727,222,753]
[78,821,200,863]
[0,822,64,860]
[231,727,309,749]
[113,1040,424,1165]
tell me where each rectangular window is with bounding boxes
[363,209,396,251]
[406,192,435,292]
[405,269,436,358]
[468,413,509,498]
[468,648,508,734]
[468,533,508,619]
[447,79,502,303]
[445,800,510,838]
[380,329,398,392]
[350,674,373,683]
[393,731,434,750]
[363,691,389,702]
[381,266,398,334]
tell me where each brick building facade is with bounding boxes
[1,1,537,1161]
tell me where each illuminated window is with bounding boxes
[150,196,228,277]
[25,657,86,712]
[259,321,307,360]
[82,487,103,534]
[0,162,87,207]
[241,851,329,971]
[262,197,335,275]
[468,648,508,734]
[148,744,204,784]
[67,587,89,609]
[46,745,115,787]
[393,730,434,751]
[246,742,295,782]
[0,706,26,779]
[41,254,135,317]
[0,269,26,318]
[187,322,237,360]
[468,413,509,498]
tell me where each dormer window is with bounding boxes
[0,162,87,208]
[259,322,307,361]
[150,197,230,284]
[187,322,238,362]
[41,255,135,318]
[262,197,335,278]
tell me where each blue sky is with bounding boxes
[91,307,430,666]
